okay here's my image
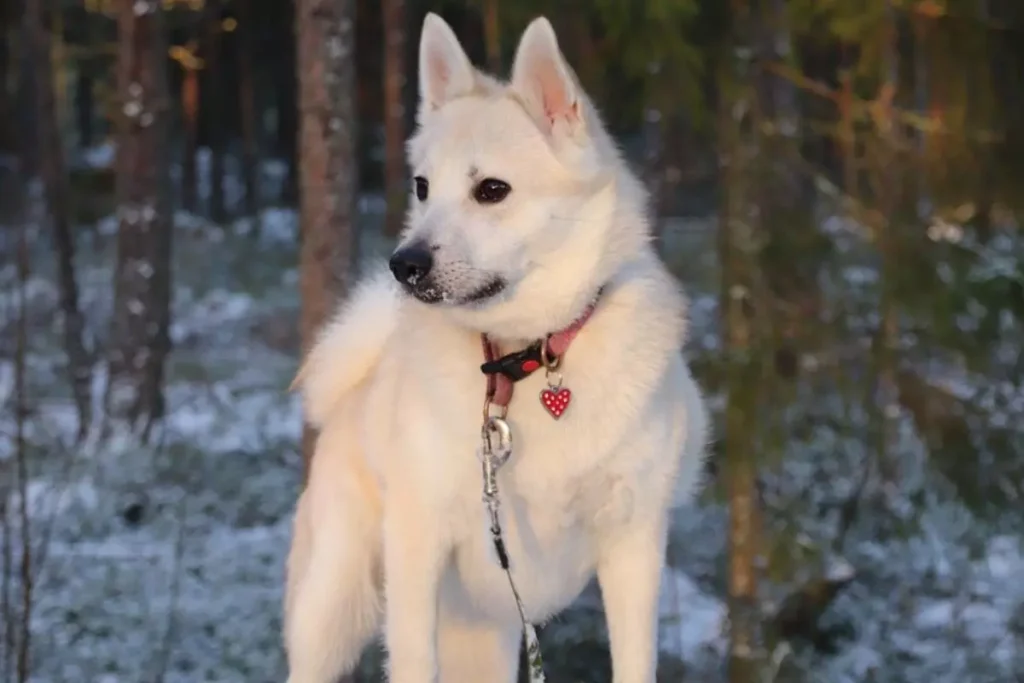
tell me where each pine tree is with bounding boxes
[106,0,173,439]
[27,0,92,438]
[718,0,766,679]
[296,0,358,481]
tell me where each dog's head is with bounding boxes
[391,14,645,339]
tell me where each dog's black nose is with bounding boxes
[389,244,434,285]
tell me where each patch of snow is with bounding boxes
[915,600,954,630]
[81,141,116,169]
[258,207,299,244]
[658,567,726,660]
[825,555,856,582]
[7,201,1023,683]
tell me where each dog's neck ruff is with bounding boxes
[479,288,604,410]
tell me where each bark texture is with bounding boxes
[27,0,92,438]
[296,0,358,480]
[107,0,173,438]
[719,1,766,680]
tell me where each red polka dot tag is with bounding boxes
[539,386,572,419]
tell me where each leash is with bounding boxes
[476,292,603,683]
[479,413,545,682]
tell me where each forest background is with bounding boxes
[1,0,1023,681]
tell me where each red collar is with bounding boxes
[480,291,603,412]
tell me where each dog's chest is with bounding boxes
[389,331,654,616]
[440,413,640,621]
[445,472,605,622]
[412,348,645,532]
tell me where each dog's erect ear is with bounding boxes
[418,13,475,120]
[511,17,584,139]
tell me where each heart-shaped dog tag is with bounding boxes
[539,386,572,419]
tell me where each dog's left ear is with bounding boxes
[511,17,585,140]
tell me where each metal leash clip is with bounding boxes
[480,415,512,502]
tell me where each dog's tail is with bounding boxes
[284,265,396,682]
[284,413,385,679]
[284,411,384,682]
[290,265,400,427]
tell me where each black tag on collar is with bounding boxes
[480,340,544,382]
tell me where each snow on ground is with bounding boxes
[78,141,116,170]
[658,566,727,661]
[1,209,304,682]
[1,200,1022,682]
[0,206,724,682]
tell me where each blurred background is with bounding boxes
[1,0,1023,681]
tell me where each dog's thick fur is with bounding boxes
[284,14,708,683]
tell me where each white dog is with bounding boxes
[284,13,707,683]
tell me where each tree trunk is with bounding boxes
[203,0,226,222]
[27,0,92,439]
[482,0,500,73]
[382,0,405,237]
[276,15,298,206]
[869,0,902,486]
[49,10,67,134]
[74,65,94,149]
[643,107,665,246]
[14,0,38,178]
[296,0,358,480]
[75,4,95,150]
[0,8,9,155]
[107,0,172,439]
[755,0,821,380]
[235,0,260,225]
[719,1,766,680]
[13,152,32,683]
[181,58,199,213]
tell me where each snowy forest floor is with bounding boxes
[2,165,1024,682]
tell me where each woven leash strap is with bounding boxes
[487,507,546,682]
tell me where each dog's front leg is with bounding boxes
[596,515,668,683]
[383,500,446,683]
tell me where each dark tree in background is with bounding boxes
[179,36,200,214]
[718,0,766,679]
[382,0,406,237]
[3,2,1024,681]
[203,0,226,223]
[27,0,92,439]
[235,0,260,224]
[106,0,173,438]
[481,0,500,72]
[0,5,12,156]
[296,0,358,476]
[276,0,299,206]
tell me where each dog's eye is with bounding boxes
[413,176,429,202]
[473,178,512,204]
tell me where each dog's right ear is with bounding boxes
[418,13,475,121]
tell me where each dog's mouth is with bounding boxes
[404,277,507,306]
[460,278,507,304]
